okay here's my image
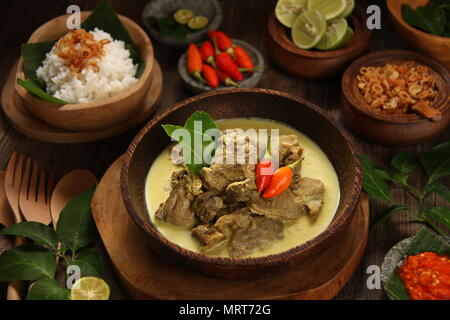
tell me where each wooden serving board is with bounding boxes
[0,61,163,144]
[92,157,369,300]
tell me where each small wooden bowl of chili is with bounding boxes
[341,50,450,147]
[267,6,372,80]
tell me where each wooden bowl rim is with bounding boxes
[121,88,363,267]
[15,11,154,111]
[386,0,450,44]
[342,50,450,124]
[268,6,373,59]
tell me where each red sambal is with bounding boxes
[399,251,450,300]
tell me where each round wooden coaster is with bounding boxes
[91,157,369,300]
[0,61,163,144]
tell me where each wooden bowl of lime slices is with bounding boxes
[268,0,372,79]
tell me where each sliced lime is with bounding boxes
[315,18,348,50]
[173,9,194,25]
[336,0,355,19]
[275,0,308,28]
[70,277,110,300]
[187,16,209,30]
[291,10,327,49]
[342,26,354,46]
[307,0,346,21]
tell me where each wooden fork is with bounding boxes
[19,157,53,225]
[5,152,25,300]
[5,152,25,224]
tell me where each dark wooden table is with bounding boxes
[0,0,448,300]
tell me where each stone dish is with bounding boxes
[178,39,264,94]
[142,0,222,48]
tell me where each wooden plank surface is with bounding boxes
[0,0,448,300]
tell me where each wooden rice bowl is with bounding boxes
[121,89,362,279]
[15,12,154,132]
[267,6,372,80]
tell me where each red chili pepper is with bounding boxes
[217,69,239,87]
[187,43,205,83]
[202,64,219,88]
[199,41,216,68]
[262,158,303,199]
[256,149,275,193]
[217,53,243,81]
[233,46,254,73]
[208,30,235,57]
[211,35,243,81]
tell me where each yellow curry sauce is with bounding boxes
[145,118,340,258]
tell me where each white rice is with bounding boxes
[36,28,138,104]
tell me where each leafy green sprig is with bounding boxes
[361,140,450,236]
[0,186,102,300]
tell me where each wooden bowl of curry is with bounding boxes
[341,50,450,147]
[121,89,362,279]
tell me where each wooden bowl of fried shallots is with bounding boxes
[341,50,450,147]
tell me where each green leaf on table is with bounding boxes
[0,221,59,249]
[360,154,393,203]
[375,169,395,182]
[391,152,417,175]
[402,4,446,36]
[425,206,450,230]
[56,186,98,254]
[424,182,450,202]
[392,172,409,185]
[70,247,103,277]
[370,205,409,228]
[162,111,221,175]
[419,140,450,183]
[385,227,450,300]
[0,244,56,281]
[26,278,69,300]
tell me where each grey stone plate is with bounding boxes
[381,235,449,300]
[178,39,265,94]
[142,0,222,48]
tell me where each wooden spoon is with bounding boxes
[411,101,442,122]
[50,169,98,228]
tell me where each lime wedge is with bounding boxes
[275,0,308,28]
[315,18,348,50]
[173,9,194,25]
[307,0,346,21]
[70,277,110,300]
[291,10,327,49]
[187,16,209,30]
[342,26,354,46]
[336,0,355,19]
